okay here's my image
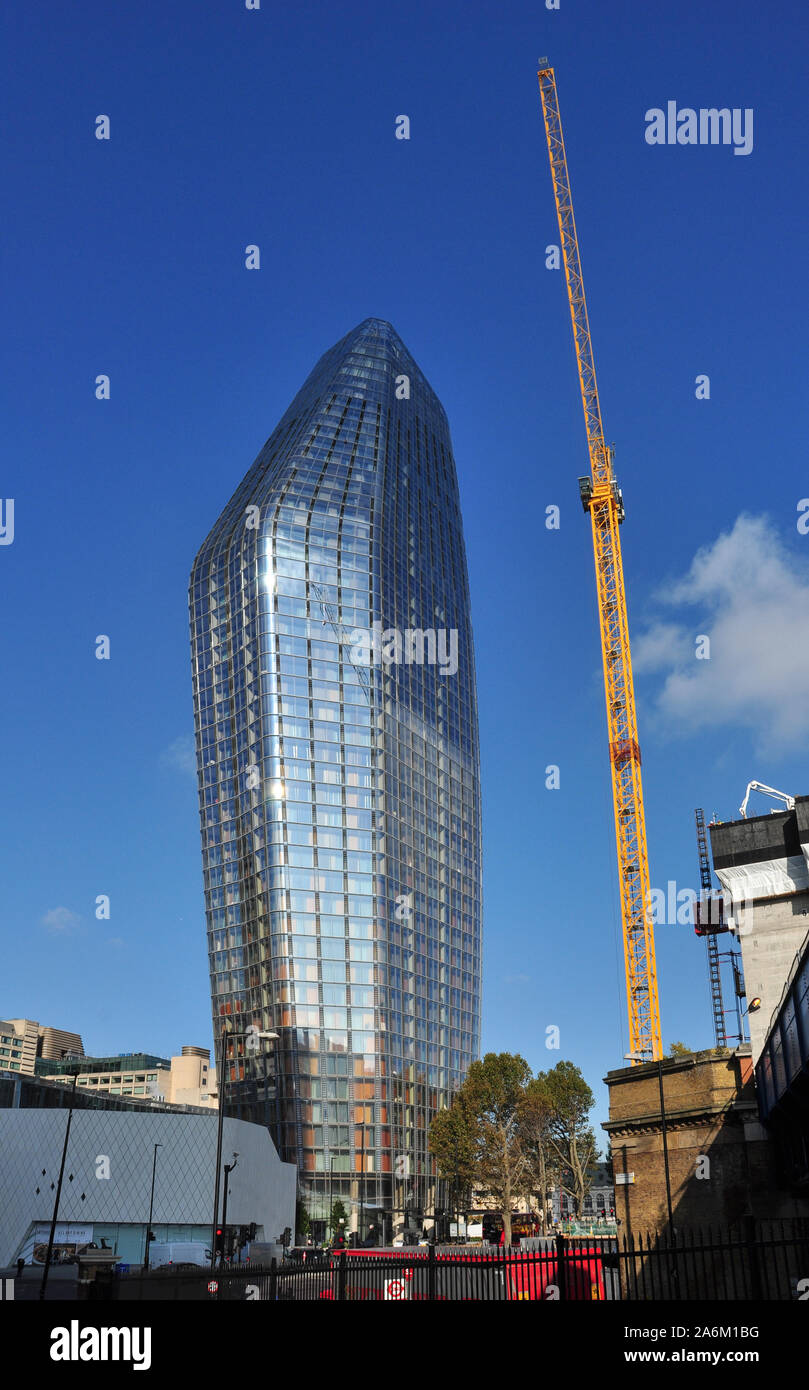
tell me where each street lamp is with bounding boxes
[359,1123,366,1246]
[220,1153,239,1267]
[328,1153,337,1244]
[211,1023,278,1270]
[39,1073,78,1302]
[452,1131,460,1240]
[143,1143,162,1271]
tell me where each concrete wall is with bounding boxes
[740,899,809,1062]
[710,806,809,1061]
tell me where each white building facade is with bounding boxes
[0,1100,295,1267]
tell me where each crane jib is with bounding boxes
[538,64,662,1061]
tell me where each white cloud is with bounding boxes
[41,906,81,933]
[160,734,197,778]
[635,514,809,752]
[633,622,693,674]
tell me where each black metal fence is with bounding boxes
[615,1218,809,1301]
[108,1219,809,1302]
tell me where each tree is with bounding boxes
[428,1095,477,1222]
[295,1199,310,1242]
[519,1077,562,1234]
[668,1041,692,1057]
[430,1054,603,1242]
[430,1052,532,1246]
[329,1199,348,1244]
[538,1060,598,1218]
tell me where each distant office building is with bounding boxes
[0,1018,84,1076]
[35,1044,217,1109]
[190,318,482,1235]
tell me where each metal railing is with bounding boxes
[108,1219,809,1302]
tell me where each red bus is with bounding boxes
[319,1242,607,1301]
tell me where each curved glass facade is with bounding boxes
[189,318,481,1233]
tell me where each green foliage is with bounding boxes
[461,1052,533,1122]
[519,1078,561,1233]
[429,1052,598,1239]
[534,1061,598,1218]
[428,1097,477,1188]
[539,1059,596,1132]
[296,1199,310,1237]
[668,1041,693,1057]
[329,1199,349,1237]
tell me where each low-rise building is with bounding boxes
[550,1162,615,1224]
[0,1071,295,1268]
[35,1044,217,1109]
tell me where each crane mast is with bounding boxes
[695,808,727,1048]
[537,63,662,1060]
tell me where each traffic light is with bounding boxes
[146,1230,155,1244]
[247,1222,257,1242]
[282,1226,292,1248]
[215,1227,224,1256]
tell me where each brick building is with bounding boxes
[603,1046,804,1239]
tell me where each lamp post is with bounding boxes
[359,1123,366,1246]
[328,1153,336,1244]
[143,1143,162,1271]
[452,1131,460,1240]
[39,1073,78,1302]
[210,1023,277,1270]
[220,1154,239,1267]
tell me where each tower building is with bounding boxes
[190,319,482,1234]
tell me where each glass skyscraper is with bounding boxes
[189,318,481,1236]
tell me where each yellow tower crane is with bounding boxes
[537,61,662,1061]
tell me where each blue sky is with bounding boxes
[3,0,808,1136]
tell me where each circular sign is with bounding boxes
[207,1280,219,1293]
